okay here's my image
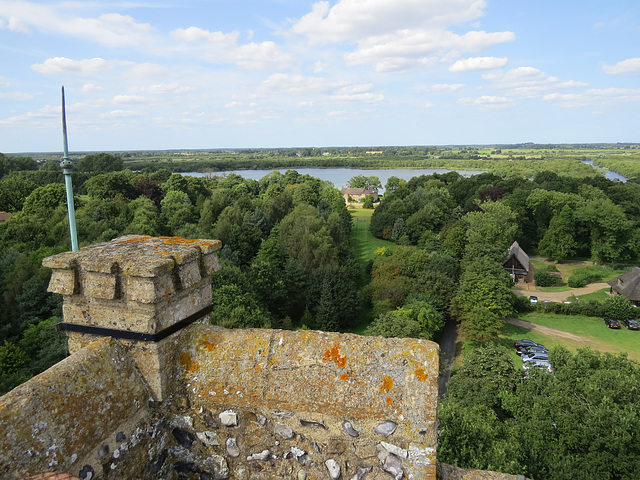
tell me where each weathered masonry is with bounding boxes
[0,235,439,480]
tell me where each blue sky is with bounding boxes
[1,0,639,153]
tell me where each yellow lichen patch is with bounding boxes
[179,351,200,374]
[340,372,350,381]
[322,345,348,369]
[415,368,428,381]
[380,376,394,394]
[199,340,216,352]
[162,237,204,245]
[386,396,393,406]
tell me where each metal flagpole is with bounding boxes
[61,86,79,251]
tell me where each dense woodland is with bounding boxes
[1,150,640,478]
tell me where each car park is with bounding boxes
[621,319,639,330]
[604,318,621,329]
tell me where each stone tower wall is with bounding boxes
[0,236,440,480]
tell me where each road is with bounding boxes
[513,282,611,302]
[438,316,458,398]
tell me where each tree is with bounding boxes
[21,183,68,217]
[76,153,123,173]
[348,175,382,190]
[538,205,577,261]
[362,194,374,209]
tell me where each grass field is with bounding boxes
[501,312,640,362]
[528,259,630,291]
[349,209,394,275]
[346,208,395,334]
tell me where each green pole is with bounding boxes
[61,86,79,252]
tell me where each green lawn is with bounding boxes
[349,209,394,274]
[502,312,640,361]
[346,208,395,334]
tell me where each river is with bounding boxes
[184,167,485,193]
[581,160,627,182]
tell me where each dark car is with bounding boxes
[621,319,640,330]
[520,345,548,356]
[604,318,621,329]
[515,340,545,355]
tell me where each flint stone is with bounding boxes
[350,466,373,480]
[274,423,294,440]
[298,471,307,480]
[374,420,397,437]
[342,420,360,437]
[202,454,230,479]
[377,447,404,480]
[219,410,238,426]
[226,437,240,458]
[325,459,341,479]
[172,427,196,448]
[380,441,408,459]
[247,449,271,461]
[197,431,220,446]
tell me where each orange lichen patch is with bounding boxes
[199,340,216,352]
[160,237,214,247]
[380,376,394,394]
[179,351,200,374]
[116,236,151,245]
[386,396,394,406]
[415,368,428,381]
[322,345,348,368]
[340,373,350,381]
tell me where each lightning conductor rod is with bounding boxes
[61,86,79,251]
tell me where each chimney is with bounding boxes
[42,235,221,400]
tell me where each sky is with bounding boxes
[1,0,640,153]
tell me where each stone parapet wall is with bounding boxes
[177,326,440,479]
[0,339,154,480]
[437,463,531,480]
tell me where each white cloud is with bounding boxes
[291,0,488,44]
[449,56,507,72]
[0,2,156,47]
[0,91,36,100]
[602,58,640,76]
[482,67,587,98]
[431,83,466,91]
[99,110,143,119]
[82,84,103,93]
[344,29,515,71]
[544,88,640,107]
[0,76,9,88]
[172,26,292,70]
[234,41,293,70]
[259,73,345,95]
[0,15,30,32]
[131,83,196,95]
[32,57,133,76]
[291,0,514,71]
[459,95,515,109]
[111,95,148,105]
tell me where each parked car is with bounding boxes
[621,319,640,330]
[523,359,553,372]
[520,345,548,356]
[604,318,621,329]
[515,340,545,356]
[522,352,550,363]
[529,296,538,305]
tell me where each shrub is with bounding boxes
[545,264,560,272]
[534,271,563,287]
[568,271,602,288]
